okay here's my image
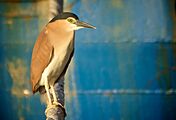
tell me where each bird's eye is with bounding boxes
[67,18,76,24]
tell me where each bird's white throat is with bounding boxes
[70,24,84,31]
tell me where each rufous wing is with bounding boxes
[30,28,53,93]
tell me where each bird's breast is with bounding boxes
[39,29,74,86]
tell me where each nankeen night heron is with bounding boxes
[30,12,95,111]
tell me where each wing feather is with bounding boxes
[30,28,53,93]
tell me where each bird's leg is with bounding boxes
[50,85,60,106]
[45,79,56,114]
[44,79,52,106]
[51,85,64,108]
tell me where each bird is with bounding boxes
[30,12,95,110]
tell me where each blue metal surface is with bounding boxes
[65,0,176,120]
[0,0,176,120]
[0,1,47,120]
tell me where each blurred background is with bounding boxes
[0,0,176,120]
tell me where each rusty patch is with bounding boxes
[170,0,176,41]
[65,59,78,101]
[64,0,78,11]
[156,45,172,89]
[65,58,80,117]
[3,18,14,30]
[0,0,21,2]
[7,58,32,120]
[19,117,25,120]
[0,0,45,3]
[7,58,30,98]
[111,0,124,9]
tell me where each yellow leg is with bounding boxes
[44,79,52,106]
[45,84,65,115]
[51,85,59,105]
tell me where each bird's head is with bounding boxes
[49,12,96,31]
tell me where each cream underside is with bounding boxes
[39,41,73,86]
[38,20,74,87]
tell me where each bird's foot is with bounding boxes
[45,101,66,117]
[53,101,59,105]
[45,104,55,114]
[53,101,64,108]
[53,101,60,106]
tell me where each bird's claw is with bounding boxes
[53,101,59,105]
[45,104,55,114]
[45,101,64,115]
[53,101,65,109]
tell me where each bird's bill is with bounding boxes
[76,20,96,29]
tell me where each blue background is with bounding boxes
[0,0,176,120]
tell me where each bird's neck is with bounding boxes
[45,23,74,47]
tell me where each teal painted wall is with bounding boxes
[65,0,176,120]
[0,1,48,120]
[0,0,176,120]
